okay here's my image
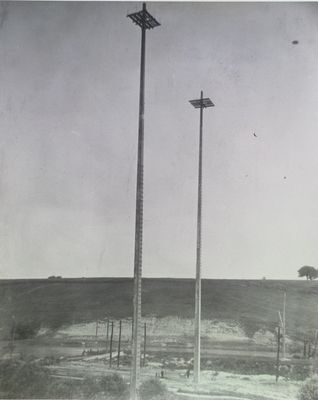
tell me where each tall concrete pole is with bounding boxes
[130,12,145,399]
[194,91,203,385]
[127,4,160,399]
[189,91,214,385]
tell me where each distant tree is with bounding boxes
[14,321,40,339]
[298,266,318,281]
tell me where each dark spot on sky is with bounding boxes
[292,40,299,45]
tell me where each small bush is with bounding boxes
[0,360,51,398]
[13,321,41,340]
[0,361,128,400]
[239,318,261,339]
[47,380,81,399]
[82,373,128,400]
[291,364,312,381]
[201,357,276,376]
[100,373,128,399]
[139,379,168,400]
[82,376,100,399]
[298,378,318,400]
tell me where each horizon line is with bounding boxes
[0,276,306,282]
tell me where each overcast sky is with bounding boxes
[0,2,318,279]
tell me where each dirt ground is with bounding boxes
[0,317,310,400]
[46,357,302,400]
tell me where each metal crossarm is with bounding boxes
[127,8,160,30]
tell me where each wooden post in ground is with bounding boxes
[313,330,318,357]
[282,291,286,359]
[10,316,16,360]
[105,319,110,356]
[117,320,122,368]
[313,330,318,375]
[143,322,147,367]
[131,318,134,342]
[276,325,281,382]
[95,320,99,353]
[109,321,114,368]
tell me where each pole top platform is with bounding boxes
[189,97,214,109]
[127,3,160,30]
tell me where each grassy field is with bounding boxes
[0,278,317,340]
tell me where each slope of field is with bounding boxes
[0,278,317,340]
